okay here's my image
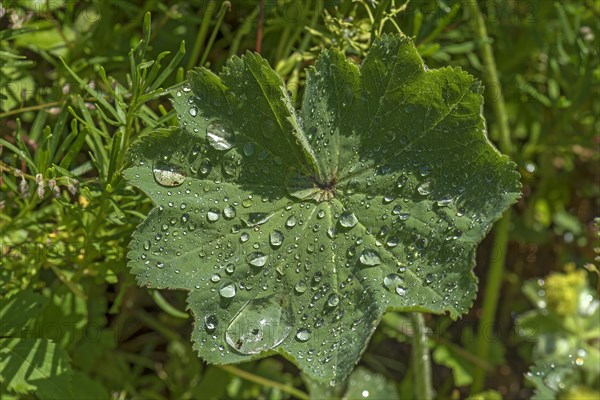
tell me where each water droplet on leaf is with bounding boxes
[248,252,268,267]
[225,295,292,354]
[359,249,381,266]
[223,205,236,219]
[327,294,340,307]
[295,280,308,293]
[207,208,220,222]
[207,122,235,151]
[219,282,236,298]
[270,230,284,248]
[204,314,218,332]
[286,216,297,228]
[153,161,186,187]
[417,180,433,196]
[339,211,358,228]
[245,212,270,227]
[296,328,311,342]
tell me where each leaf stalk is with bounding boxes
[411,312,433,400]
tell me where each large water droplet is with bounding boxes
[436,195,453,207]
[327,227,336,239]
[223,205,236,220]
[339,211,358,228]
[219,282,236,298]
[200,160,212,175]
[153,161,186,187]
[225,263,236,274]
[327,294,340,307]
[425,273,435,285]
[417,180,433,196]
[270,230,284,248]
[383,273,403,292]
[248,252,268,267]
[225,295,292,354]
[207,122,235,151]
[207,208,220,222]
[244,212,270,227]
[359,249,381,266]
[243,142,255,156]
[386,236,399,247]
[295,328,311,342]
[420,164,432,176]
[295,280,308,293]
[446,229,463,241]
[204,314,218,332]
[286,216,297,228]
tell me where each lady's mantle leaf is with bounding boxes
[124,35,520,383]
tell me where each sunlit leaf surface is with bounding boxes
[125,35,520,383]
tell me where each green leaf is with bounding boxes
[0,289,48,337]
[342,366,399,400]
[305,366,399,399]
[0,338,73,400]
[526,360,574,400]
[433,344,473,387]
[466,390,503,400]
[36,289,88,350]
[69,371,110,400]
[125,34,520,383]
[193,366,231,399]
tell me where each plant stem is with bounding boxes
[256,0,265,53]
[187,1,216,70]
[0,101,63,118]
[471,211,511,392]
[199,1,231,67]
[218,365,309,400]
[411,312,433,400]
[464,0,512,156]
[464,0,515,393]
[371,0,391,39]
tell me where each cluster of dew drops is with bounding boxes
[136,81,487,373]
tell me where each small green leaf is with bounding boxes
[433,344,473,387]
[68,371,110,400]
[125,34,520,383]
[466,390,503,400]
[526,360,575,400]
[342,367,399,399]
[0,290,48,337]
[305,366,398,399]
[0,338,73,399]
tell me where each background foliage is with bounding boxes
[1,1,598,399]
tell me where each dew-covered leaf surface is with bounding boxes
[124,35,520,383]
[305,366,399,399]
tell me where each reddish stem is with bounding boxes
[256,0,265,53]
